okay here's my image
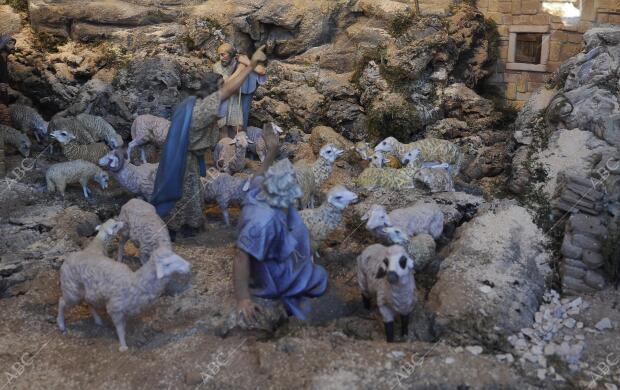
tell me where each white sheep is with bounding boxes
[357,244,417,342]
[294,143,344,208]
[98,150,158,201]
[9,104,48,142]
[48,116,96,144]
[76,113,124,149]
[383,227,436,272]
[0,124,31,157]
[87,218,126,256]
[50,129,111,164]
[356,158,454,193]
[117,198,172,265]
[46,159,109,199]
[300,185,358,252]
[213,131,254,174]
[362,202,444,239]
[246,123,284,161]
[57,244,191,351]
[375,137,462,176]
[128,114,170,164]
[201,169,250,226]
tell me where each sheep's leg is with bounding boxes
[400,313,410,338]
[361,294,371,310]
[82,184,90,199]
[110,313,128,352]
[90,306,103,326]
[221,207,230,226]
[57,296,74,331]
[384,321,395,343]
[140,148,147,164]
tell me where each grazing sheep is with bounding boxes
[213,131,253,174]
[246,123,284,161]
[48,116,96,144]
[201,170,250,226]
[362,202,444,239]
[86,218,125,256]
[46,159,109,199]
[9,104,48,142]
[57,245,191,351]
[294,143,344,208]
[50,129,110,164]
[117,198,172,265]
[76,113,124,149]
[128,114,170,163]
[300,185,358,252]
[357,244,417,342]
[0,124,30,157]
[375,137,463,176]
[383,227,436,271]
[98,150,157,201]
[309,126,354,156]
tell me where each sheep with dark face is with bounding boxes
[9,104,48,142]
[383,227,436,272]
[0,124,30,157]
[357,244,417,342]
[46,159,109,199]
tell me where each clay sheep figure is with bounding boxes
[0,124,31,157]
[300,185,358,252]
[57,239,191,351]
[383,227,436,271]
[98,150,158,201]
[214,131,253,174]
[357,158,454,193]
[9,104,48,142]
[87,218,126,255]
[76,113,124,149]
[357,244,417,342]
[246,123,284,161]
[117,198,173,265]
[362,203,444,239]
[128,114,170,163]
[51,129,110,164]
[48,116,96,144]
[201,169,250,226]
[294,143,344,208]
[46,159,109,199]
[375,136,463,176]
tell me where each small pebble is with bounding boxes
[537,369,546,380]
[466,346,483,355]
[445,357,455,364]
[595,318,613,331]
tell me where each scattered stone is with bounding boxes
[445,357,455,364]
[465,346,483,356]
[390,351,405,359]
[185,370,204,385]
[478,285,492,294]
[537,369,546,380]
[544,344,556,356]
[595,318,613,331]
[563,318,576,329]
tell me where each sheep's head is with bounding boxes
[382,226,408,245]
[95,218,124,238]
[98,150,121,170]
[94,171,109,189]
[374,137,399,153]
[326,185,358,210]
[353,141,371,160]
[362,204,392,232]
[229,131,253,149]
[375,245,414,284]
[319,144,344,163]
[151,247,192,279]
[108,135,124,149]
[369,151,388,168]
[50,129,76,144]
[402,149,421,166]
[18,137,31,157]
[34,120,49,139]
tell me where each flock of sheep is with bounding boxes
[1,101,466,348]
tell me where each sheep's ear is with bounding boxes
[155,260,165,279]
[376,267,386,279]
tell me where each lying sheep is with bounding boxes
[46,159,109,199]
[375,136,463,176]
[300,185,358,252]
[357,244,417,342]
[128,114,170,163]
[0,124,30,157]
[362,202,444,239]
[76,113,124,149]
[368,151,402,169]
[246,123,283,161]
[309,126,354,156]
[9,104,48,142]
[383,227,436,271]
[214,131,253,174]
[356,159,454,193]
[51,129,110,164]
[201,170,250,226]
[48,116,96,144]
[117,198,172,265]
[57,243,191,351]
[294,143,344,208]
[98,150,157,201]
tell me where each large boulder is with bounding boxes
[428,202,552,346]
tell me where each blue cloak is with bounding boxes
[150,96,206,218]
[236,179,328,319]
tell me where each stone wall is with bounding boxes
[476,0,620,108]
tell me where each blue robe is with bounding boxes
[236,178,328,319]
[150,96,206,218]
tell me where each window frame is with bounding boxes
[506,25,550,72]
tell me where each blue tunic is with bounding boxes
[236,178,328,320]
